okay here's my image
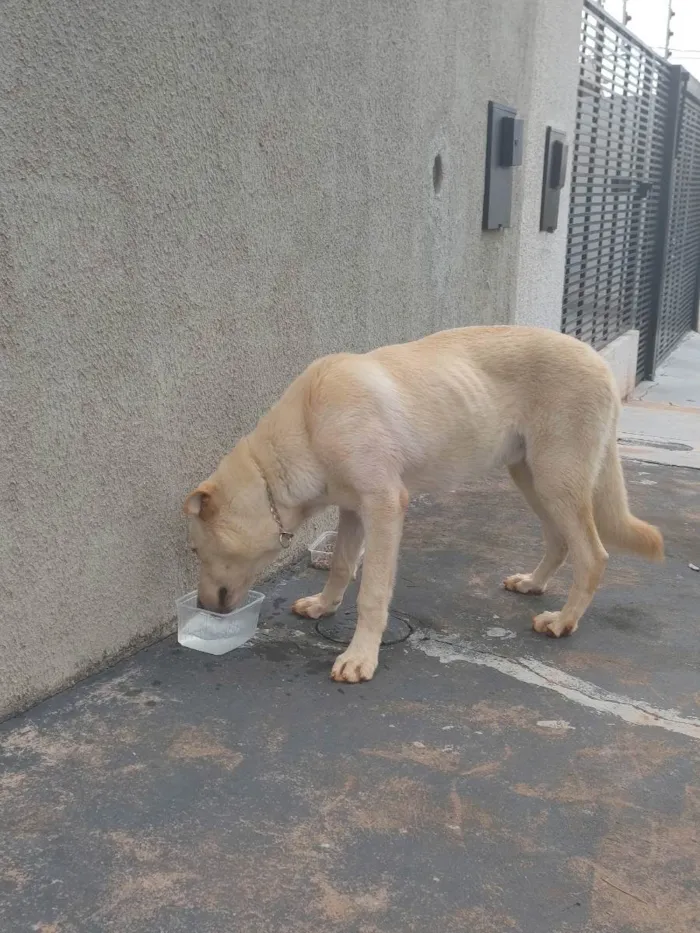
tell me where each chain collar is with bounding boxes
[257,464,294,549]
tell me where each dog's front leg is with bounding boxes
[293,509,364,619]
[331,488,407,684]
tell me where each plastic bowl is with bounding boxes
[309,531,336,569]
[308,531,364,575]
[175,590,265,656]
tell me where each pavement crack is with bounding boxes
[598,875,649,905]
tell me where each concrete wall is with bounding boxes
[600,330,641,401]
[513,0,582,326]
[0,0,583,718]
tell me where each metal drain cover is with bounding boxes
[316,611,413,647]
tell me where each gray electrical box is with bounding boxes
[540,126,569,233]
[482,102,524,230]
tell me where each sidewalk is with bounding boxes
[1,344,699,933]
[619,331,700,469]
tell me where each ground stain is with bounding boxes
[166,727,243,773]
[569,785,700,932]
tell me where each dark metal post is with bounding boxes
[645,66,685,380]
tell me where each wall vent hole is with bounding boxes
[433,153,443,194]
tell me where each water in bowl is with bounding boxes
[178,606,259,655]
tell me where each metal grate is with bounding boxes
[655,84,700,363]
[562,2,672,380]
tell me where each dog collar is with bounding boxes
[258,465,294,549]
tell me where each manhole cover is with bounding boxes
[316,610,413,647]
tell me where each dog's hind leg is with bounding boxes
[504,460,567,594]
[527,468,608,638]
[293,509,364,620]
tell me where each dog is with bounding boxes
[184,326,663,683]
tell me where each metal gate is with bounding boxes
[655,79,700,362]
[562,1,700,381]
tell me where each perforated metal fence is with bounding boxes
[562,1,700,381]
[656,81,700,363]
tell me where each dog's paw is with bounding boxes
[504,573,544,595]
[292,594,337,620]
[330,647,378,683]
[532,610,578,638]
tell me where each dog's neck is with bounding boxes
[245,410,325,533]
[247,451,294,547]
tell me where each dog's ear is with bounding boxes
[183,480,217,519]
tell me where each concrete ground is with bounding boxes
[619,331,700,469]
[1,449,699,932]
[2,336,699,932]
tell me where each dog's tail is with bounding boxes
[593,439,664,561]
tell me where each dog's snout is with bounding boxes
[196,588,231,613]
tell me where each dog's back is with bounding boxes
[300,326,618,490]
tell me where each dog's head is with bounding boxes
[183,447,283,613]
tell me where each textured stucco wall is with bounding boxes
[513,0,583,328]
[0,0,583,717]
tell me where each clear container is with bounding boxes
[308,531,364,575]
[309,531,336,569]
[176,590,265,655]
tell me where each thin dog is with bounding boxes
[184,326,663,683]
